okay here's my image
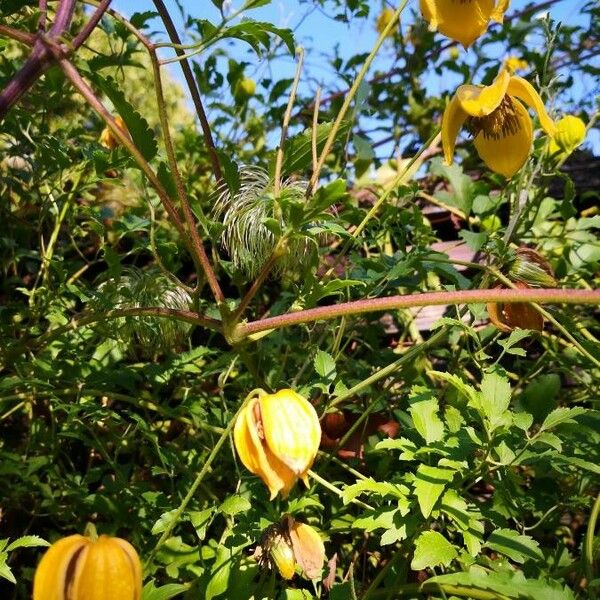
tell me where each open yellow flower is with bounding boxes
[420,0,510,48]
[442,68,557,177]
[234,389,321,499]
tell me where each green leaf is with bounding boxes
[520,374,561,423]
[429,371,479,407]
[413,465,455,518]
[314,350,336,380]
[430,157,474,215]
[409,398,445,444]
[142,581,188,600]
[539,407,586,432]
[427,566,576,600]
[459,230,488,252]
[279,121,351,176]
[411,531,458,570]
[342,478,408,504]
[220,495,252,516]
[484,528,543,563]
[189,508,214,541]
[497,329,532,357]
[89,74,158,162]
[479,370,511,427]
[151,509,181,535]
[6,535,49,551]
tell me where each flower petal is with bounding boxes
[507,76,557,136]
[75,536,139,600]
[457,69,511,117]
[491,0,511,23]
[473,98,533,177]
[420,0,496,47]
[234,399,296,499]
[260,390,320,476]
[288,521,326,581]
[442,93,469,166]
[33,535,88,600]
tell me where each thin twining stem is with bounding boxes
[152,0,224,185]
[234,288,600,341]
[274,47,305,195]
[79,0,225,305]
[306,0,408,196]
[144,388,262,568]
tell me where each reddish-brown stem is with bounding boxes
[71,0,113,50]
[0,25,37,45]
[24,306,223,351]
[149,51,225,304]
[236,288,600,340]
[55,55,188,237]
[151,0,224,186]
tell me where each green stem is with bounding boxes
[306,0,409,195]
[149,50,225,304]
[585,493,600,598]
[274,48,304,195]
[307,469,374,510]
[145,389,261,568]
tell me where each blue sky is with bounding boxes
[108,0,598,153]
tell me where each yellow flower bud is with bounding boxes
[548,115,586,158]
[99,116,129,150]
[504,56,529,74]
[376,7,397,37]
[33,532,142,600]
[233,389,321,499]
[235,77,256,99]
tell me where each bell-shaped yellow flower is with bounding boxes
[420,0,510,48]
[234,389,321,499]
[548,115,586,159]
[442,68,557,177]
[33,533,142,600]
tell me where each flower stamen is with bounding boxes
[468,95,521,140]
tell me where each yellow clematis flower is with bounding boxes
[548,115,586,159]
[420,0,510,48]
[33,531,142,600]
[442,68,557,177]
[376,7,397,37]
[233,389,321,499]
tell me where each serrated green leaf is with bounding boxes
[411,531,458,570]
[6,535,49,551]
[142,581,188,600]
[413,465,455,518]
[409,398,445,444]
[220,494,251,516]
[342,478,407,504]
[151,509,180,535]
[314,350,336,380]
[484,528,543,563]
[89,74,158,162]
[480,370,511,426]
[539,407,586,432]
